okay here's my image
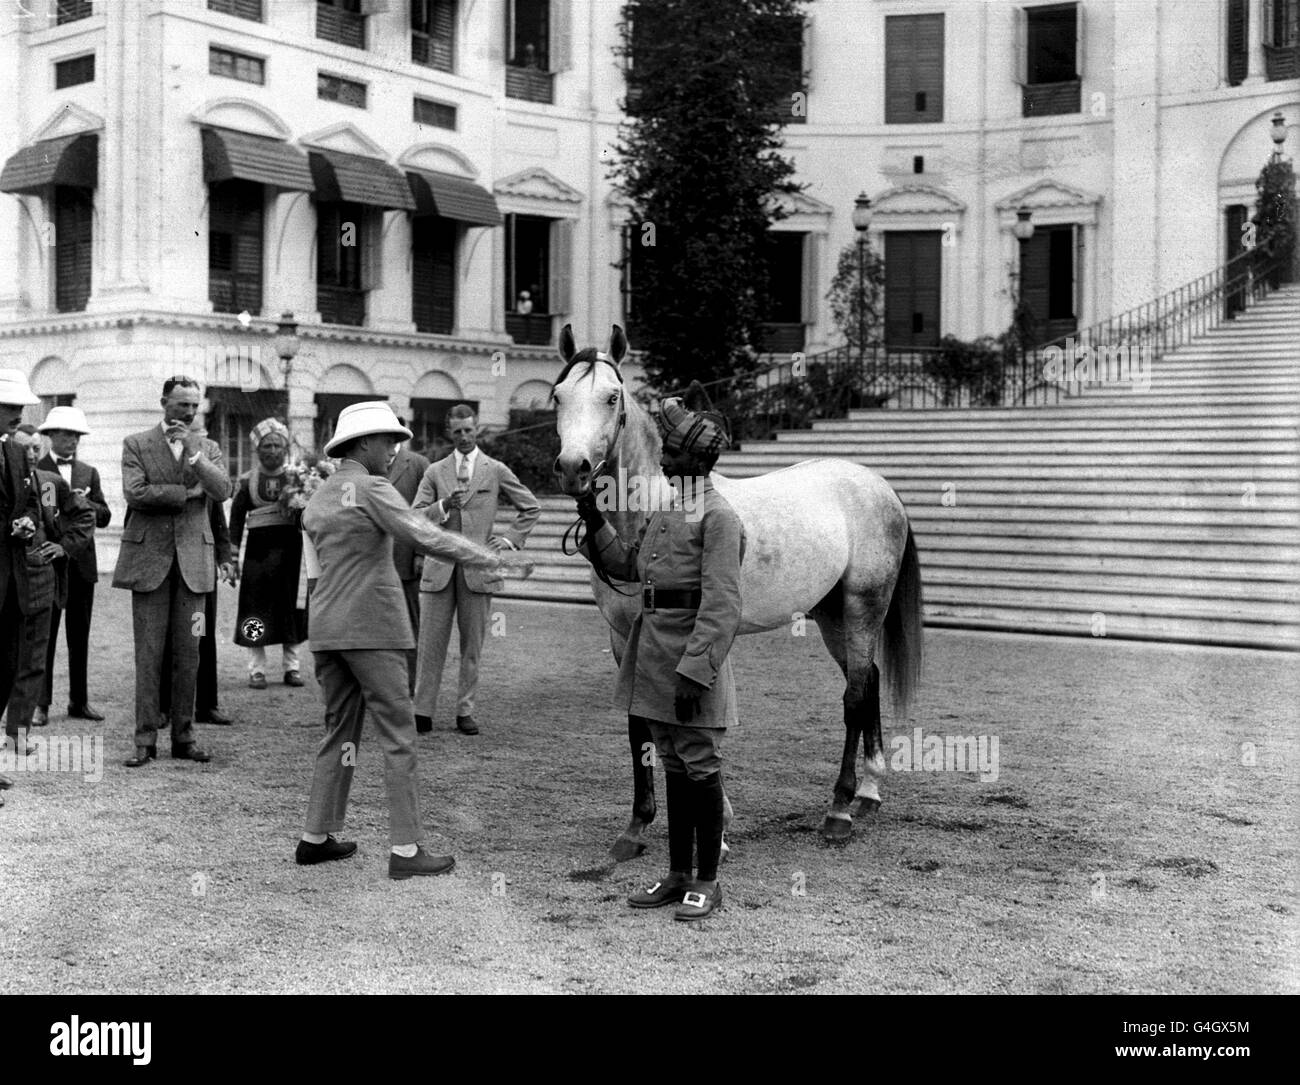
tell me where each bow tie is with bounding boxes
[55,458,73,466]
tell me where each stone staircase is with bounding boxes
[498,284,1300,650]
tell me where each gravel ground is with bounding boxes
[1,586,1296,994]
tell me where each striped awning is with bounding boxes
[201,126,313,191]
[308,148,415,211]
[0,133,98,194]
[405,168,501,226]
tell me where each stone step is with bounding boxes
[777,426,1299,444]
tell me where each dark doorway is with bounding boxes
[1019,224,1076,343]
[884,231,942,348]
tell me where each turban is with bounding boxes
[658,397,729,457]
[250,418,290,448]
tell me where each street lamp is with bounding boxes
[1271,111,1288,161]
[851,192,873,361]
[1010,208,1034,303]
[273,311,299,377]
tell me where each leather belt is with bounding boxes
[643,586,702,612]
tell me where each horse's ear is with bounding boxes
[558,323,577,363]
[608,325,628,366]
[683,380,714,413]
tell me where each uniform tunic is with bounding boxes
[583,478,745,728]
[230,466,309,648]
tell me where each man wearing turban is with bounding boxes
[574,390,745,921]
[229,418,308,688]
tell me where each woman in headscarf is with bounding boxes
[230,418,309,689]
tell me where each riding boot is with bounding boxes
[691,771,726,883]
[665,769,695,875]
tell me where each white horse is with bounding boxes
[552,325,923,862]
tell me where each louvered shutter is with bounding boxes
[1227,0,1248,85]
[551,0,571,71]
[549,217,573,316]
[884,16,915,123]
[54,186,92,313]
[884,232,941,347]
[913,14,944,121]
[233,186,264,315]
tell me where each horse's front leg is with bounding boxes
[823,692,862,842]
[610,714,656,862]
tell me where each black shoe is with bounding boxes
[388,847,455,880]
[198,708,233,726]
[628,874,691,909]
[124,746,157,767]
[284,671,305,687]
[67,703,104,722]
[295,836,358,866]
[455,715,479,736]
[674,883,723,921]
[31,707,49,727]
[171,744,211,763]
[415,714,434,734]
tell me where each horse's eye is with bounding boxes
[608,394,619,406]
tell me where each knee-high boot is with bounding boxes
[665,769,695,875]
[691,771,725,882]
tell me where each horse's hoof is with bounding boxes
[720,839,731,863]
[609,836,647,863]
[852,796,881,818]
[821,816,853,842]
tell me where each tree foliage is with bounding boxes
[825,238,886,351]
[1254,156,1298,284]
[611,0,807,393]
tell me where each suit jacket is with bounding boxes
[111,424,232,594]
[413,450,539,594]
[581,479,745,727]
[32,468,95,610]
[302,460,502,652]
[37,452,110,582]
[386,447,431,582]
[210,495,232,568]
[0,437,48,616]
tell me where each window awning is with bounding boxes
[406,169,501,226]
[201,126,313,192]
[308,148,415,211]
[0,133,98,194]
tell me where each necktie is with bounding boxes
[446,456,470,533]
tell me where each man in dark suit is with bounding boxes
[386,422,430,695]
[5,426,93,745]
[0,371,48,766]
[36,406,111,725]
[112,376,231,767]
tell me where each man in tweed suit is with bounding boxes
[412,404,539,735]
[112,377,232,767]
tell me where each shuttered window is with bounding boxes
[54,186,93,313]
[1226,0,1249,85]
[55,1,93,24]
[412,215,456,335]
[316,201,366,326]
[318,73,367,107]
[413,97,457,130]
[1019,225,1076,342]
[210,46,266,84]
[884,231,942,348]
[505,212,554,345]
[1020,3,1081,116]
[317,0,365,49]
[758,13,807,124]
[209,179,264,316]
[208,0,263,21]
[885,14,943,124]
[412,0,456,71]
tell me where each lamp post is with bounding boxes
[274,311,300,379]
[851,192,873,362]
[1010,207,1035,305]
[1271,111,1287,162]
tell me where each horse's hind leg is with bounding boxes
[853,662,884,817]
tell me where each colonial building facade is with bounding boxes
[0,0,1295,505]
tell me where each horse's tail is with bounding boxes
[881,522,923,718]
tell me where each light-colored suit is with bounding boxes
[387,447,431,693]
[112,423,231,748]
[300,459,502,844]
[412,449,539,721]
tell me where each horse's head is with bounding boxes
[552,324,629,495]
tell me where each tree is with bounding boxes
[1253,156,1298,285]
[825,238,886,353]
[611,0,807,393]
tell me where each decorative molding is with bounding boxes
[190,97,291,140]
[30,102,105,142]
[398,143,479,179]
[494,166,584,205]
[872,184,967,216]
[297,121,390,160]
[995,178,1100,212]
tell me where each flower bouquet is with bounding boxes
[277,456,337,522]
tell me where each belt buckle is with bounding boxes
[643,584,655,612]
